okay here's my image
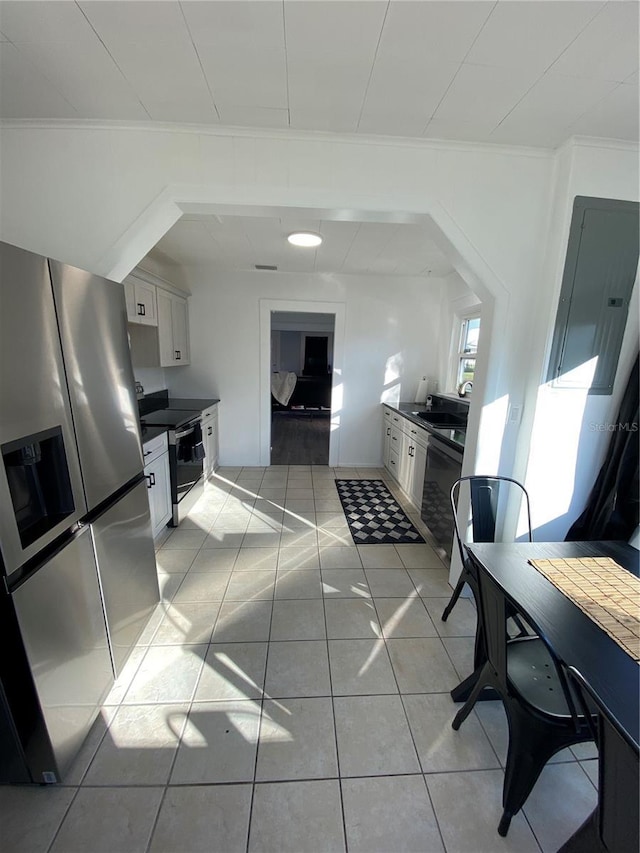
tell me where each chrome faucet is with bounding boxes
[458,380,473,397]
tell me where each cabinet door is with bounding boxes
[157,289,175,366]
[124,279,137,322]
[202,422,212,479]
[210,413,219,472]
[135,280,157,327]
[382,408,393,469]
[399,431,413,493]
[152,452,172,532]
[383,422,391,469]
[145,452,171,537]
[171,295,189,364]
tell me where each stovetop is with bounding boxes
[141,409,201,430]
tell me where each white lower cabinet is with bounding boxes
[382,406,429,510]
[408,432,428,508]
[201,404,219,479]
[143,432,172,538]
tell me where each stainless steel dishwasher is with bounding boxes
[421,435,463,557]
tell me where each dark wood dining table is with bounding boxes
[458,540,639,852]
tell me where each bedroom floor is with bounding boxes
[1,466,598,853]
[270,411,330,465]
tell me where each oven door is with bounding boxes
[171,419,204,508]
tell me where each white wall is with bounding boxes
[0,123,637,532]
[523,140,640,540]
[133,366,167,396]
[165,268,444,466]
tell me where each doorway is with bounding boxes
[270,311,335,465]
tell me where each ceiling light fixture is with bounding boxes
[287,231,323,248]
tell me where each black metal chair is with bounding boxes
[558,666,639,853]
[451,566,596,837]
[442,475,533,623]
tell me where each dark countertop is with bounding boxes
[140,425,169,445]
[138,390,219,417]
[166,398,220,410]
[384,402,466,454]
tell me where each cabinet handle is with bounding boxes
[143,450,152,457]
[392,435,397,442]
[150,472,156,486]
[145,474,152,489]
[390,459,396,466]
[175,350,181,360]
[386,427,391,436]
[208,427,213,436]
[137,303,146,316]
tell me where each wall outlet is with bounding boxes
[508,404,522,424]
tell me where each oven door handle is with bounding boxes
[174,425,196,440]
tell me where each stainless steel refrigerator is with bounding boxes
[0,241,159,783]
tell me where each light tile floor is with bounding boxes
[2,466,598,853]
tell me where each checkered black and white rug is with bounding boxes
[336,479,425,545]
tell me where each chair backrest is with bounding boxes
[473,564,510,685]
[564,666,640,853]
[450,475,533,566]
[474,561,581,717]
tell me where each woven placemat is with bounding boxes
[529,557,640,662]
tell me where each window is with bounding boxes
[456,316,480,388]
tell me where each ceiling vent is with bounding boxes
[255,264,278,271]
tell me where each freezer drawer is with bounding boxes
[91,479,160,677]
[12,526,113,781]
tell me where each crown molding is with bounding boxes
[127,263,189,297]
[0,118,554,159]
[559,135,639,154]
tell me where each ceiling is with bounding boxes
[0,0,637,149]
[151,214,454,276]
[2,0,637,280]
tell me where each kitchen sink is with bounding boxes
[413,411,467,428]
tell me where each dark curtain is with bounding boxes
[566,354,639,541]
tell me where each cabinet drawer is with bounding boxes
[388,448,400,478]
[407,423,429,449]
[142,431,168,465]
[389,425,402,450]
[202,404,218,422]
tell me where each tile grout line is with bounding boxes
[244,563,276,853]
[320,537,350,853]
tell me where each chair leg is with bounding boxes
[442,578,466,621]
[500,705,571,832]
[452,664,492,730]
[498,811,512,837]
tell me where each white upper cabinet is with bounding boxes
[157,289,190,367]
[124,275,157,326]
[125,267,191,369]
